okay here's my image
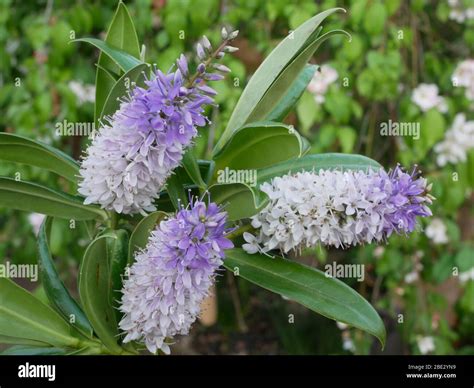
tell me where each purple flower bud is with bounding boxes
[196,43,206,60]
[176,54,188,76]
[214,64,231,73]
[201,35,212,52]
[197,63,206,74]
[205,72,225,81]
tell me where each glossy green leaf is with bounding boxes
[73,38,142,73]
[0,178,107,221]
[79,235,123,354]
[212,122,309,174]
[0,133,79,182]
[1,345,68,355]
[38,217,94,338]
[0,335,50,347]
[166,170,190,210]
[265,64,318,121]
[209,182,258,221]
[105,229,129,323]
[0,278,81,348]
[128,211,168,263]
[93,1,141,124]
[247,30,349,126]
[214,8,345,153]
[182,149,207,189]
[99,63,148,122]
[223,249,386,347]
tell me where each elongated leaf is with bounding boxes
[0,133,79,182]
[265,64,318,121]
[0,178,107,221]
[74,38,142,72]
[128,211,168,263]
[38,217,94,338]
[210,153,382,221]
[214,8,345,153]
[105,229,129,323]
[1,345,68,355]
[199,159,216,185]
[79,236,123,354]
[212,122,309,174]
[0,278,82,347]
[0,335,50,347]
[247,30,349,123]
[99,63,148,122]
[209,182,258,221]
[182,150,206,189]
[93,1,141,123]
[166,170,189,210]
[224,249,386,347]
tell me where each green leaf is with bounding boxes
[265,64,318,121]
[209,182,257,221]
[0,335,50,347]
[73,38,142,73]
[38,217,94,338]
[99,63,148,123]
[93,1,141,124]
[105,229,129,323]
[166,170,190,210]
[128,211,168,263]
[0,133,79,183]
[0,278,82,347]
[0,178,107,221]
[212,122,309,173]
[246,28,348,124]
[1,345,68,355]
[223,249,386,347]
[182,149,207,189]
[79,236,123,354]
[214,8,345,153]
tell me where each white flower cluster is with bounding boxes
[411,83,447,113]
[425,218,449,244]
[78,121,166,214]
[243,170,389,253]
[448,0,474,23]
[452,59,474,101]
[307,65,338,103]
[434,113,474,166]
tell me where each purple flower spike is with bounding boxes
[119,199,233,354]
[243,165,434,253]
[79,55,219,214]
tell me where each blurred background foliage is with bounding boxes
[0,0,473,355]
